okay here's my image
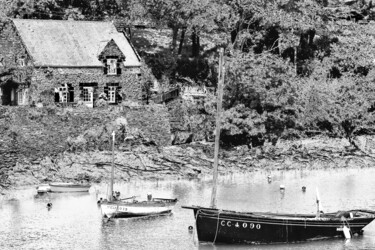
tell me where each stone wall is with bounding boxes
[31,67,142,105]
[0,20,33,105]
[0,20,30,69]
[0,105,171,184]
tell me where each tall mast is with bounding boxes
[210,48,225,208]
[109,131,115,202]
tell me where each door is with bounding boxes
[82,87,94,108]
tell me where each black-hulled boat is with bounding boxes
[182,206,375,244]
[182,49,375,244]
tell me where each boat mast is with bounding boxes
[210,48,225,209]
[109,131,115,202]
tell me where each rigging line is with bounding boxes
[212,210,221,245]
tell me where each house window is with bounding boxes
[55,84,74,103]
[59,86,68,102]
[83,87,93,102]
[17,88,28,105]
[108,86,116,103]
[107,59,117,75]
[17,90,23,105]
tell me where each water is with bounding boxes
[2,167,375,250]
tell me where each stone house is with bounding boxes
[0,19,142,107]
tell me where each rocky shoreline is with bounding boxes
[3,135,375,192]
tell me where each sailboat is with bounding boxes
[100,131,178,219]
[182,48,375,244]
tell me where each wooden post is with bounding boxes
[210,48,225,209]
[109,131,115,202]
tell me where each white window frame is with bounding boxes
[107,59,117,75]
[59,86,68,103]
[108,86,116,103]
[83,87,93,102]
[17,88,28,105]
[17,90,23,105]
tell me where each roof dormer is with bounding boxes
[98,39,126,61]
[99,39,126,75]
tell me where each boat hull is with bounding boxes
[101,199,178,218]
[36,184,51,193]
[49,183,91,193]
[183,206,375,244]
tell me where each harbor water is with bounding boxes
[1,167,375,249]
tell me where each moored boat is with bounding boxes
[100,131,178,219]
[183,206,375,244]
[36,184,51,194]
[49,182,91,192]
[101,197,178,218]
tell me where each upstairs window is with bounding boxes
[107,59,117,75]
[104,57,122,75]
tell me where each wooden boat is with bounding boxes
[182,206,375,244]
[100,131,178,219]
[36,184,51,194]
[101,196,178,218]
[49,182,91,192]
[182,49,375,244]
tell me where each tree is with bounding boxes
[219,50,300,145]
[8,0,65,19]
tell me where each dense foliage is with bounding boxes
[3,0,375,148]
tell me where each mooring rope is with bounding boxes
[212,210,221,244]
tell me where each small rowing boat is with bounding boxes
[49,182,91,193]
[36,184,51,194]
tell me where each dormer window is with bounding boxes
[99,39,125,76]
[107,59,117,75]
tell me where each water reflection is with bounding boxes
[1,167,375,249]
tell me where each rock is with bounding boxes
[172,131,194,145]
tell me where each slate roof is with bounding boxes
[12,19,141,67]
